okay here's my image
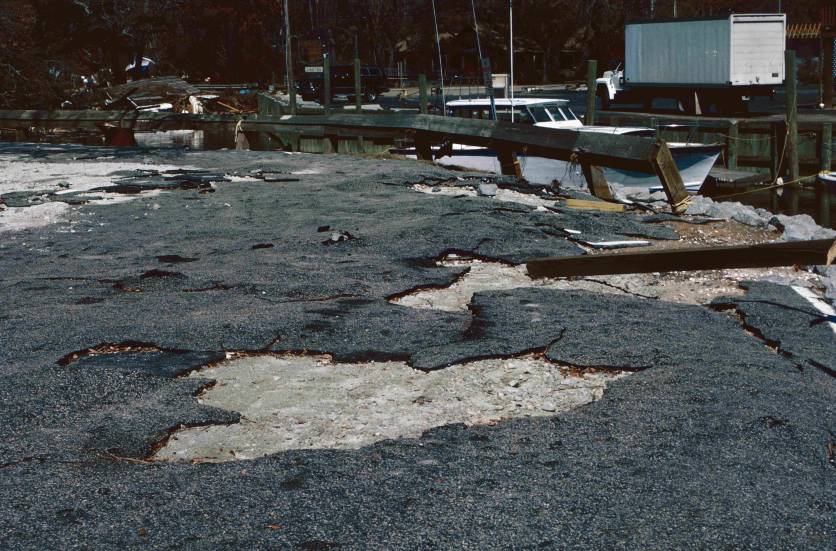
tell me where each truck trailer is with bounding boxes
[596,14,786,114]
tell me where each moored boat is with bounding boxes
[393,98,722,193]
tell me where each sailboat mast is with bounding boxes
[431,0,447,115]
[509,0,514,122]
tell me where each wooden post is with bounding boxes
[650,140,690,214]
[418,74,429,115]
[785,50,799,214]
[354,58,362,111]
[727,122,738,170]
[769,120,784,212]
[322,53,331,112]
[823,33,834,109]
[822,123,833,172]
[581,162,613,201]
[415,132,433,161]
[497,148,522,178]
[585,59,597,126]
[817,122,832,226]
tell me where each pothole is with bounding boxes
[153,354,626,463]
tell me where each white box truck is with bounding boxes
[596,14,786,114]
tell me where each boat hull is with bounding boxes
[394,144,722,193]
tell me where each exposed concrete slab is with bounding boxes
[156,354,625,462]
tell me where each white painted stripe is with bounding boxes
[791,285,836,336]
[582,240,651,249]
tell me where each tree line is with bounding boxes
[0,0,824,108]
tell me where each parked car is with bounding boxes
[297,64,389,103]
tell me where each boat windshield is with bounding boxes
[527,105,553,123]
[527,102,573,123]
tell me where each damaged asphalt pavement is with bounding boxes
[0,143,834,549]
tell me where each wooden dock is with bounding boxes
[0,107,691,212]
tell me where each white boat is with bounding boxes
[395,98,722,193]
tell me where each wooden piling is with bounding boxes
[769,120,784,212]
[354,58,362,111]
[727,122,738,170]
[785,50,799,214]
[323,54,331,112]
[823,32,834,109]
[585,59,597,126]
[418,75,429,115]
[414,132,433,161]
[818,122,832,226]
[580,163,613,200]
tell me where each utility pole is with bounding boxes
[673,0,677,18]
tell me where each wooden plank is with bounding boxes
[526,238,836,279]
[562,198,624,212]
[649,140,689,214]
[580,162,613,200]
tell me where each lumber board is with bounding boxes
[526,238,836,279]
[562,198,624,212]
[650,140,689,214]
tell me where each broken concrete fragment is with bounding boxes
[769,214,836,242]
[477,183,498,197]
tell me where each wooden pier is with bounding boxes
[0,106,691,213]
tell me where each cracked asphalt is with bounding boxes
[0,144,834,549]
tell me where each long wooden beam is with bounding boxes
[0,109,688,205]
[0,110,666,172]
[526,238,836,279]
